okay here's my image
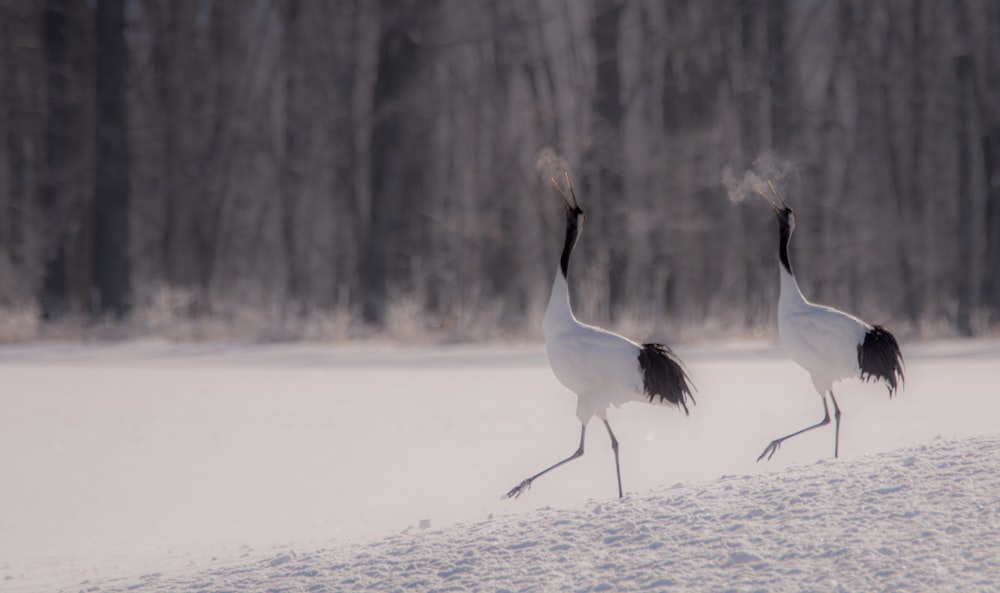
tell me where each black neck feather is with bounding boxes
[778,216,793,275]
[560,213,581,278]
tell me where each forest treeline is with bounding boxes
[1,0,998,340]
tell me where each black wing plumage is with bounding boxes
[638,343,696,414]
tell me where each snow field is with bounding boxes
[84,435,1000,592]
[1,338,998,591]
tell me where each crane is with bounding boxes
[503,174,694,499]
[754,182,904,462]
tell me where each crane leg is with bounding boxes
[756,395,831,462]
[502,424,586,499]
[829,390,842,458]
[602,418,624,499]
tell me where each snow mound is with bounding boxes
[95,434,1000,592]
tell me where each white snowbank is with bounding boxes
[1,339,998,591]
[58,435,1000,592]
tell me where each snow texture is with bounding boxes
[43,436,1000,592]
[1,339,999,592]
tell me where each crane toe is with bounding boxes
[756,440,782,462]
[502,479,532,500]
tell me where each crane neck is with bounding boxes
[778,263,807,308]
[778,218,793,276]
[545,217,582,336]
[544,270,578,336]
[776,219,807,308]
[560,215,581,278]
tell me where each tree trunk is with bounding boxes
[92,0,130,318]
[984,127,1000,321]
[39,0,88,319]
[362,0,423,326]
[154,0,183,290]
[954,53,974,335]
[591,0,626,320]
[766,0,790,152]
[880,7,921,324]
[338,0,364,312]
[738,0,765,326]
[971,0,1000,322]
[281,0,304,310]
[908,0,927,320]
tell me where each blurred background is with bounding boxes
[1,0,998,342]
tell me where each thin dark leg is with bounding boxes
[829,390,842,458]
[602,418,623,499]
[503,424,586,499]
[756,395,831,462]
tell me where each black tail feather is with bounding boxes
[858,325,905,397]
[638,343,696,414]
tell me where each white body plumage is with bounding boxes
[544,273,647,423]
[777,266,869,395]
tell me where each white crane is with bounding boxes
[503,174,694,500]
[754,182,904,462]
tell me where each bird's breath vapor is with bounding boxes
[722,154,796,204]
[535,148,570,183]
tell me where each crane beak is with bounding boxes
[551,172,585,224]
[551,172,580,211]
[752,180,789,217]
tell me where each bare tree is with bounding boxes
[588,0,627,320]
[39,0,90,319]
[0,3,45,306]
[2,0,999,338]
[362,0,434,326]
[92,0,130,318]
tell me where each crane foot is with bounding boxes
[502,479,532,500]
[756,440,782,462]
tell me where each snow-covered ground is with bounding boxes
[1,338,998,592]
[79,435,1000,592]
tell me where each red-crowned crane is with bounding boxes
[503,174,694,500]
[754,182,904,462]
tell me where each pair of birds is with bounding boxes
[503,175,905,500]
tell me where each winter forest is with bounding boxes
[2,0,999,342]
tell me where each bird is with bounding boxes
[753,181,904,462]
[502,173,695,500]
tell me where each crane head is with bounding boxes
[551,172,585,228]
[753,180,796,231]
